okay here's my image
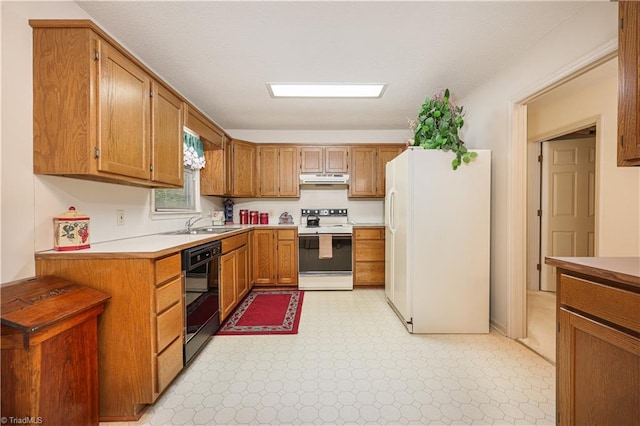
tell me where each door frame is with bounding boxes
[506,40,616,339]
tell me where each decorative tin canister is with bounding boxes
[54,206,90,251]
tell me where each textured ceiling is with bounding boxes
[77,1,598,131]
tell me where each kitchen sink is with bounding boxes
[163,226,242,235]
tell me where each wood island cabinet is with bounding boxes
[30,20,184,188]
[353,227,385,286]
[300,146,349,173]
[546,257,640,426]
[35,253,185,421]
[257,145,299,197]
[349,145,404,197]
[618,1,640,166]
[220,233,250,321]
[252,228,298,286]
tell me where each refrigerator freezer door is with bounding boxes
[392,151,411,325]
[384,160,395,302]
[385,151,411,328]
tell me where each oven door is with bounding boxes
[298,234,353,290]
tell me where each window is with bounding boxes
[153,168,200,213]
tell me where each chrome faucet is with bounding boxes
[185,215,208,232]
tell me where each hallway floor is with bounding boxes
[519,290,556,363]
[103,289,555,425]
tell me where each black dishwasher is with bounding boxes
[183,240,221,365]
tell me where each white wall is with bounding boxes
[459,2,621,333]
[528,57,640,257]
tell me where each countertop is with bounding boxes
[545,256,640,289]
[35,224,298,260]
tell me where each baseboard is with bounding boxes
[490,318,507,336]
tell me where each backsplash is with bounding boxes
[33,175,382,252]
[223,188,383,225]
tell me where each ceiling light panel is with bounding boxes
[267,83,387,98]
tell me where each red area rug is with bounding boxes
[216,290,304,335]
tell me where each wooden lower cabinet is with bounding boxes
[277,230,298,285]
[252,228,298,287]
[353,227,385,286]
[34,253,184,421]
[550,259,640,426]
[220,233,250,321]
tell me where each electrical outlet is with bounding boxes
[116,209,125,226]
[268,210,274,217]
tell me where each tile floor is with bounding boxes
[103,289,555,425]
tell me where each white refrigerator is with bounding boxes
[385,149,491,333]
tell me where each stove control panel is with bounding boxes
[301,209,348,217]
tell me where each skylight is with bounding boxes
[267,83,387,98]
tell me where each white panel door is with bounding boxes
[541,137,596,291]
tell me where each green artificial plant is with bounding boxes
[410,88,477,170]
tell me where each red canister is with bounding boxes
[239,209,248,224]
[259,212,269,224]
[250,211,259,224]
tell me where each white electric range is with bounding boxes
[298,209,353,290]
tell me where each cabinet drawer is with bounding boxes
[354,262,385,285]
[354,240,385,262]
[156,336,182,393]
[277,229,296,241]
[156,302,183,352]
[155,253,181,285]
[354,228,384,240]
[222,232,248,253]
[560,274,640,333]
[156,276,182,314]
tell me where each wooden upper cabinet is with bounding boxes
[257,145,299,197]
[30,21,184,188]
[325,147,350,173]
[300,147,324,172]
[98,41,151,180]
[189,104,229,196]
[349,146,378,197]
[618,1,640,166]
[184,104,224,148]
[201,140,226,196]
[300,146,349,173]
[258,146,279,196]
[230,140,256,197]
[377,145,404,196]
[151,82,184,186]
[349,145,404,198]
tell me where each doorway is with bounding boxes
[520,126,596,362]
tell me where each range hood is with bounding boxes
[299,173,350,185]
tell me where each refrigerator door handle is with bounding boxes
[388,190,396,232]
